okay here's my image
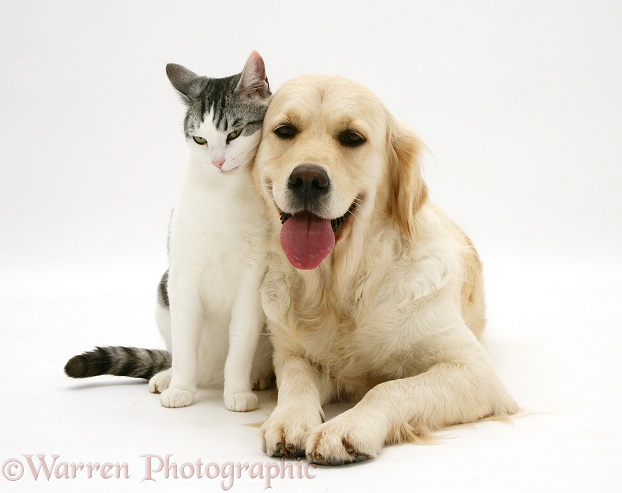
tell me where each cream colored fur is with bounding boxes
[253,75,517,465]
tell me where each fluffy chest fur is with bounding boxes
[262,205,468,399]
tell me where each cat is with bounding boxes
[65,51,274,412]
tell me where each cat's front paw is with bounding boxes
[160,387,194,408]
[149,369,172,394]
[224,391,258,412]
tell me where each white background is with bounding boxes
[1,1,621,492]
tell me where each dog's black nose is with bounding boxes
[287,165,330,204]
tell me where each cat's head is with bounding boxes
[166,51,271,173]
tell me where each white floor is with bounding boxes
[1,253,620,492]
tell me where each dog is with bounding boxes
[252,75,517,465]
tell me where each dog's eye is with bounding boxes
[193,136,207,145]
[339,130,366,148]
[274,125,298,139]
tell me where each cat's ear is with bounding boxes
[166,64,201,101]
[237,51,271,99]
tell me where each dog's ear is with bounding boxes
[387,122,428,239]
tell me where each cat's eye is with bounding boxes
[338,130,366,148]
[227,129,242,142]
[274,124,298,139]
[193,136,207,145]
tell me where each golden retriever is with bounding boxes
[252,75,517,465]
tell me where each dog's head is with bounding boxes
[254,75,427,270]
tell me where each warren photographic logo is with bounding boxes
[2,454,318,490]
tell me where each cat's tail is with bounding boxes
[64,346,171,380]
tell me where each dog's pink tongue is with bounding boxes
[280,212,335,270]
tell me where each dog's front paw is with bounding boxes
[305,411,385,466]
[160,387,194,408]
[224,391,258,412]
[261,406,324,459]
[149,369,171,394]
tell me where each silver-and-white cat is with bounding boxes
[65,51,273,412]
[153,51,273,411]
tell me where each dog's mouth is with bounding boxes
[279,204,355,236]
[278,202,357,270]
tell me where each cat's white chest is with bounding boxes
[168,163,266,312]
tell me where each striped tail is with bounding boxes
[64,346,171,380]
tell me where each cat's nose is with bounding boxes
[211,159,225,169]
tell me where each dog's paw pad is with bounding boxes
[272,442,306,459]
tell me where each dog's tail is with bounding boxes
[64,346,171,380]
